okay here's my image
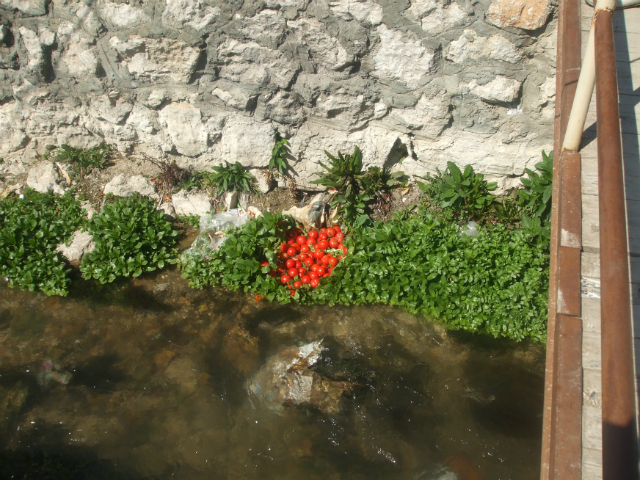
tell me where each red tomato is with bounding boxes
[325,227,336,238]
[306,238,316,246]
[323,273,330,278]
[335,232,344,242]
[343,246,348,255]
[318,232,328,241]
[321,255,331,265]
[255,294,263,301]
[287,238,295,245]
[309,271,319,280]
[260,261,269,267]
[320,228,326,233]
[299,253,308,261]
[300,245,310,254]
[329,257,338,267]
[317,266,326,276]
[290,289,296,296]
[286,259,295,269]
[311,264,319,272]
[295,260,302,269]
[308,230,319,240]
[286,247,297,257]
[317,240,329,250]
[298,269,308,277]
[280,243,288,253]
[333,225,341,232]
[329,238,340,249]
[301,275,311,284]
[293,281,302,289]
[313,250,324,260]
[310,279,319,288]
[304,257,314,267]
[286,230,295,238]
[288,268,299,278]
[280,275,291,283]
[269,270,277,277]
[296,235,307,245]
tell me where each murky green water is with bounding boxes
[0,264,545,480]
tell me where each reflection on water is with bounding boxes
[0,267,544,479]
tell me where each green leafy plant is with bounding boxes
[517,151,553,240]
[311,146,404,226]
[80,196,180,283]
[269,131,291,176]
[182,212,550,343]
[203,162,256,193]
[52,143,113,176]
[418,162,497,219]
[0,189,86,296]
[177,214,200,230]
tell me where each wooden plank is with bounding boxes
[583,331,602,370]
[584,367,603,408]
[583,297,602,333]
[583,405,603,451]
[582,194,600,251]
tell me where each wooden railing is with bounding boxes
[541,0,639,478]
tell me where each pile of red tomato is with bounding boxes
[261,225,347,295]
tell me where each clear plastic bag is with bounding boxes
[182,209,250,261]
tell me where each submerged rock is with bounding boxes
[222,325,259,374]
[247,341,353,414]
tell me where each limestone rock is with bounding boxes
[254,170,275,194]
[314,93,374,131]
[143,90,167,109]
[247,205,262,217]
[162,0,220,30]
[329,0,384,26]
[218,117,274,168]
[26,162,66,194]
[158,103,209,157]
[222,326,259,374]
[164,357,198,392]
[217,39,299,90]
[224,191,238,210]
[0,25,8,44]
[1,0,46,16]
[288,18,353,74]
[282,201,328,228]
[38,26,56,46]
[89,97,133,125]
[385,95,451,139]
[18,27,44,75]
[51,0,103,36]
[261,91,305,125]
[212,85,259,111]
[372,25,435,90]
[487,0,551,30]
[419,1,469,34]
[98,0,151,28]
[56,230,95,264]
[172,190,211,216]
[446,29,522,64]
[469,76,522,104]
[109,36,201,84]
[103,174,156,197]
[0,102,28,154]
[158,202,176,221]
[238,9,286,48]
[126,104,159,135]
[57,23,100,80]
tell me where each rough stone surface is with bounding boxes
[56,230,95,264]
[254,170,275,194]
[224,191,238,210]
[0,0,556,189]
[172,190,211,216]
[103,174,156,198]
[487,0,551,30]
[26,162,66,194]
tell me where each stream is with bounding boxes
[0,265,545,479]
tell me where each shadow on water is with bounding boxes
[70,354,128,392]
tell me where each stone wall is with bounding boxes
[0,0,556,190]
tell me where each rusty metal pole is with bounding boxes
[594,7,639,480]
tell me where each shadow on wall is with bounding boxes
[614,9,640,400]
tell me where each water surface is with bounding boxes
[0,268,544,479]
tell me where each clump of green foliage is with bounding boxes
[269,131,291,176]
[177,213,200,230]
[181,211,549,342]
[311,146,404,226]
[80,196,179,283]
[0,189,86,296]
[417,162,497,220]
[518,150,553,241]
[202,161,256,193]
[52,143,113,176]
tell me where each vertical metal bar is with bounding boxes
[594,8,639,480]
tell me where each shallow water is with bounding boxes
[0,266,545,480]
